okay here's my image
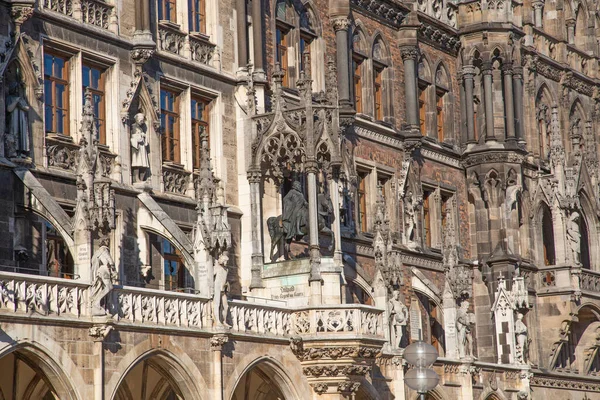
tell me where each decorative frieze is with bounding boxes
[46,137,79,172]
[349,0,407,27]
[189,34,215,65]
[43,0,73,16]
[530,375,600,392]
[159,25,185,56]
[162,164,191,195]
[81,0,113,29]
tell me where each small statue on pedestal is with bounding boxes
[388,289,409,349]
[130,112,150,182]
[90,244,117,316]
[457,300,475,359]
[213,253,231,328]
[6,80,30,158]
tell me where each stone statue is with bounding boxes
[213,253,230,328]
[90,245,117,316]
[6,80,30,158]
[282,181,309,241]
[404,189,417,243]
[567,212,581,265]
[457,300,475,359]
[130,112,150,182]
[388,289,409,349]
[317,183,334,228]
[515,312,529,364]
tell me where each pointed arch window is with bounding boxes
[417,57,432,136]
[434,65,450,142]
[372,39,389,122]
[580,215,591,270]
[352,31,367,114]
[542,205,556,266]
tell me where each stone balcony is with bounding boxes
[41,0,118,33]
[0,271,386,343]
[537,265,600,301]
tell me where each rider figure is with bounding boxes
[282,181,308,240]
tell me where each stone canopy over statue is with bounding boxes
[267,180,334,261]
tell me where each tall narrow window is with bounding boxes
[44,53,69,135]
[436,90,445,142]
[419,88,427,135]
[160,89,180,163]
[275,28,289,86]
[357,173,368,233]
[299,34,312,74]
[163,239,185,291]
[374,68,383,121]
[423,190,432,247]
[580,216,591,270]
[189,0,205,33]
[353,57,363,113]
[45,221,74,278]
[82,64,106,144]
[542,205,555,265]
[191,97,209,170]
[158,0,177,22]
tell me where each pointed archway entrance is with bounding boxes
[231,358,300,400]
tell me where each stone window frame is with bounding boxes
[351,25,368,115]
[421,182,457,251]
[42,39,118,149]
[155,0,218,43]
[370,36,393,125]
[417,55,432,137]
[433,62,453,144]
[354,159,395,235]
[43,50,71,137]
[272,0,321,91]
[159,85,183,164]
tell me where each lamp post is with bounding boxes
[403,341,440,400]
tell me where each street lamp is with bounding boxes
[403,341,440,400]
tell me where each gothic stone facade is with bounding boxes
[0,0,599,398]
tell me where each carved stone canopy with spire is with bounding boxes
[248,61,342,183]
[73,89,116,238]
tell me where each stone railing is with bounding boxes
[566,45,595,76]
[41,0,117,32]
[158,22,216,67]
[46,134,79,173]
[112,286,211,328]
[0,271,87,317]
[0,271,385,342]
[292,305,385,338]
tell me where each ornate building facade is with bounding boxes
[0,0,599,397]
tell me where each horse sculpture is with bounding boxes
[267,193,334,262]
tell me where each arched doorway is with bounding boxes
[0,345,79,400]
[231,358,300,400]
[113,351,200,400]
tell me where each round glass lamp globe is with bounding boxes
[404,367,440,393]
[403,341,439,367]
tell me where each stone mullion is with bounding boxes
[400,47,420,130]
[463,66,476,143]
[236,0,248,70]
[248,170,264,288]
[513,66,525,142]
[502,62,516,142]
[251,0,264,73]
[482,61,495,141]
[332,17,351,107]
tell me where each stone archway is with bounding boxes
[230,357,300,400]
[112,350,202,400]
[0,343,80,400]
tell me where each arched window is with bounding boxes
[580,215,591,270]
[417,56,432,136]
[574,5,588,49]
[541,204,556,266]
[351,28,367,113]
[434,64,450,142]
[372,37,390,122]
[274,0,317,88]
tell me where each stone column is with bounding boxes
[307,162,322,305]
[248,170,263,288]
[502,62,516,142]
[513,66,525,142]
[89,325,112,400]
[236,0,248,70]
[332,17,351,107]
[251,0,264,75]
[482,61,496,141]
[329,176,342,267]
[400,47,420,130]
[463,66,476,143]
[459,70,467,144]
[532,1,544,28]
[211,334,228,400]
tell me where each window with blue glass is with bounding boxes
[158,0,177,22]
[160,88,180,163]
[162,238,185,291]
[82,64,106,144]
[44,53,70,135]
[188,0,205,33]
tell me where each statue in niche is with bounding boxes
[317,182,334,229]
[404,189,417,244]
[130,112,150,182]
[6,78,30,158]
[267,179,335,261]
[388,289,408,349]
[213,252,231,328]
[515,312,529,364]
[456,300,475,359]
[90,244,117,316]
[567,211,581,265]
